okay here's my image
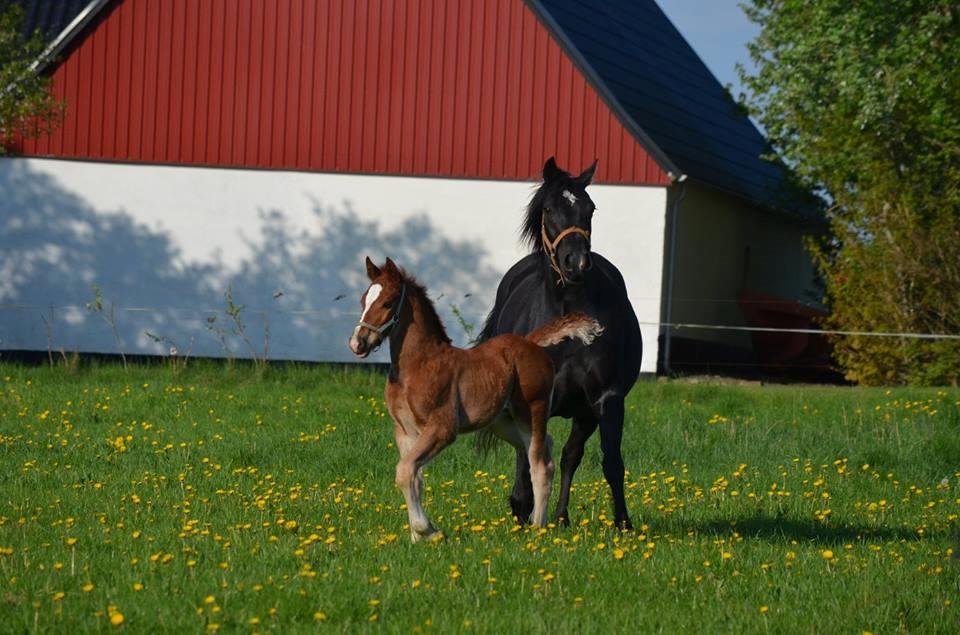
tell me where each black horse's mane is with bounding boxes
[520,181,552,253]
[398,269,452,344]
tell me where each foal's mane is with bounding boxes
[399,270,452,344]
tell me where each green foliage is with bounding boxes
[448,302,477,345]
[739,0,960,385]
[0,3,63,152]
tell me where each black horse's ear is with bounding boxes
[366,256,381,280]
[575,160,598,186]
[543,156,562,182]
[384,257,399,275]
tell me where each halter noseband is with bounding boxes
[357,283,406,343]
[541,211,591,287]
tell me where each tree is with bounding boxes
[0,3,63,153]
[739,0,960,385]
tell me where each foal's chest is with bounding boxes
[385,381,422,436]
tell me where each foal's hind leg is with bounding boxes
[553,416,599,526]
[527,399,555,527]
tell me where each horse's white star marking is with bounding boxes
[562,189,578,205]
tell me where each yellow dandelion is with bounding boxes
[110,612,124,626]
[132,583,143,592]
[52,591,65,602]
[760,606,769,614]
[82,583,95,593]
[613,548,625,560]
[821,549,834,560]
[313,611,327,621]
[66,537,78,546]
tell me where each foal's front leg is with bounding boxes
[395,425,455,543]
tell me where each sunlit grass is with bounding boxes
[1,362,958,633]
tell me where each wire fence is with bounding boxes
[2,302,958,341]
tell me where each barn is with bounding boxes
[0,0,823,373]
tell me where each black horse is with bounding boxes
[478,157,642,530]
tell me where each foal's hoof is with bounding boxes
[410,528,445,544]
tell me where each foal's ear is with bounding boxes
[543,156,562,182]
[365,256,381,280]
[575,160,598,186]
[383,257,400,275]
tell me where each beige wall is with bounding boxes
[664,181,819,352]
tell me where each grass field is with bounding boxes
[1,362,958,633]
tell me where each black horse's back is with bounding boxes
[479,158,643,529]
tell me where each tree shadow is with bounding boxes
[0,160,502,361]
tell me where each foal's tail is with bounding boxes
[526,313,604,348]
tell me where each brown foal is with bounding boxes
[349,257,603,542]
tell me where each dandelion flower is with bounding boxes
[110,612,124,626]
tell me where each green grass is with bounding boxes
[1,362,958,633]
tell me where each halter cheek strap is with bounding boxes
[541,214,591,287]
[357,283,406,340]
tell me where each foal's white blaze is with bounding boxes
[562,189,578,205]
[353,283,383,336]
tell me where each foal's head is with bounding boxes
[522,157,598,285]
[349,257,406,358]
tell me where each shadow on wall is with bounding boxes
[0,160,502,362]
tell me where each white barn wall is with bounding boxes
[0,158,666,372]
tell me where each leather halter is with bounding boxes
[357,283,406,343]
[541,212,591,286]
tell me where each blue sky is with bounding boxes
[655,0,759,98]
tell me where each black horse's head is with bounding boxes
[522,157,598,285]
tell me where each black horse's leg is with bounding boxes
[599,396,632,530]
[552,417,598,526]
[509,446,534,523]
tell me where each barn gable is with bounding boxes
[14,0,672,186]
[529,0,802,215]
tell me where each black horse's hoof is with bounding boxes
[509,496,534,524]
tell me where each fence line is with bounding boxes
[642,322,960,341]
[3,303,959,341]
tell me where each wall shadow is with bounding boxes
[0,160,501,362]
[655,513,941,546]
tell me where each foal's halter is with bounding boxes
[357,283,406,344]
[541,211,591,287]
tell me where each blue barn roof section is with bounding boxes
[1,0,109,65]
[530,0,812,219]
[2,0,91,42]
